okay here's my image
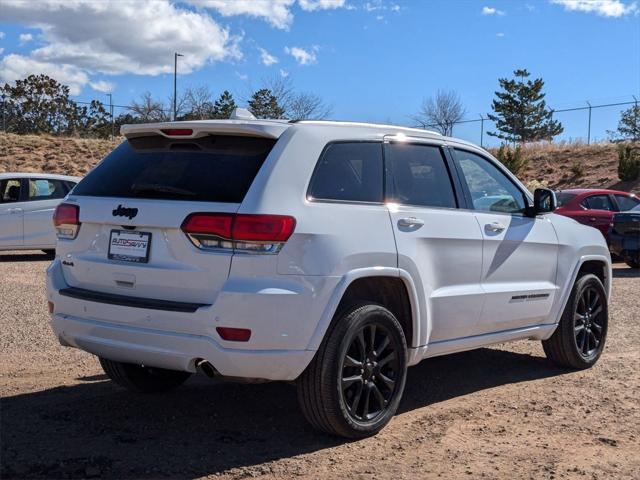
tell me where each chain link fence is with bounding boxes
[2,93,638,145]
[439,98,639,147]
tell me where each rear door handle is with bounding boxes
[9,208,23,214]
[398,217,424,228]
[589,217,597,222]
[485,222,506,233]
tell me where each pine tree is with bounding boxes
[211,90,237,119]
[611,105,640,141]
[2,74,77,134]
[487,69,563,143]
[247,88,285,119]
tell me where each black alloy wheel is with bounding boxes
[340,323,401,422]
[573,285,605,359]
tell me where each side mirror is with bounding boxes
[532,188,557,215]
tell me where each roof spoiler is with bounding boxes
[121,119,289,140]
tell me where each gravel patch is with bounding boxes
[1,251,639,479]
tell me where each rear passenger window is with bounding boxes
[582,195,615,211]
[28,179,69,201]
[614,194,639,211]
[308,142,383,203]
[385,143,457,208]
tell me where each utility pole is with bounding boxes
[634,95,639,141]
[106,93,114,139]
[1,93,5,133]
[173,52,183,121]
[479,114,485,147]
[586,101,592,145]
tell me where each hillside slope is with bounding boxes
[496,142,640,193]
[1,133,638,193]
[0,134,120,177]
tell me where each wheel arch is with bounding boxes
[545,254,612,341]
[306,268,422,358]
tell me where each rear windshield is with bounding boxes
[555,192,577,207]
[73,135,276,203]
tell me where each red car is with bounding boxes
[555,189,640,240]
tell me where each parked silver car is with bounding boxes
[0,173,80,253]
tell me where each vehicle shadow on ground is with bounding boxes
[612,266,639,278]
[0,252,54,262]
[1,348,568,479]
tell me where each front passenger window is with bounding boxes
[0,179,21,203]
[454,150,526,214]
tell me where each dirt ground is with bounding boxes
[1,251,639,480]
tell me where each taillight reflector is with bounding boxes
[216,327,251,342]
[161,128,193,136]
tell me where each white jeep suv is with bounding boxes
[47,118,611,438]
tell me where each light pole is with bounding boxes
[106,93,114,139]
[173,52,183,121]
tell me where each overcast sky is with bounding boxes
[0,0,639,145]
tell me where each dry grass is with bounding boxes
[488,141,640,193]
[0,133,121,177]
[1,133,638,194]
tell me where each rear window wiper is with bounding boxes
[131,183,196,197]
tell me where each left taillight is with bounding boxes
[53,203,80,240]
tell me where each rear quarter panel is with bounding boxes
[240,126,398,277]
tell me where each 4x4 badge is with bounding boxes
[112,204,138,220]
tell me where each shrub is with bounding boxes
[617,144,640,181]
[496,144,528,176]
[570,161,585,178]
[525,179,549,193]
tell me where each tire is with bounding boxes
[297,303,408,438]
[99,357,191,393]
[626,260,639,269]
[542,273,608,369]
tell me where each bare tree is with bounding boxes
[413,90,465,136]
[166,91,189,120]
[183,85,214,120]
[257,76,332,120]
[129,92,169,122]
[288,91,332,120]
[262,76,296,115]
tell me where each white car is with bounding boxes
[47,118,611,438]
[1,173,80,253]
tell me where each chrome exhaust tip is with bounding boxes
[195,359,217,378]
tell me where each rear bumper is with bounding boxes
[47,258,337,381]
[50,313,314,380]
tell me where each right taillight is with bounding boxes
[181,213,296,254]
[53,203,80,239]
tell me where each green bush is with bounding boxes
[618,144,640,181]
[496,144,528,176]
